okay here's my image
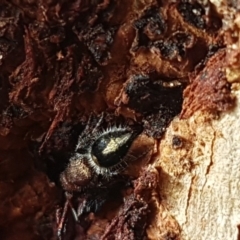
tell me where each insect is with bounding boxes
[60,114,141,192]
[57,114,142,238]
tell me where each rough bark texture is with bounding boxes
[150,91,240,239]
[0,0,239,240]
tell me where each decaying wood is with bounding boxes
[149,90,240,239]
[0,0,239,239]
